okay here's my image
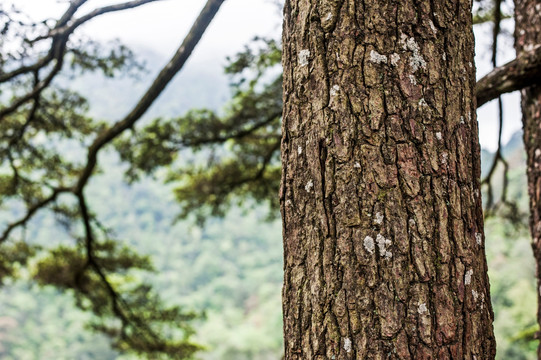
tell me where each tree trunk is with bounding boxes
[514,0,541,356]
[280,0,496,358]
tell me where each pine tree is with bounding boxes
[280,0,496,357]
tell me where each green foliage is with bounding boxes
[486,215,538,359]
[0,241,39,283]
[69,38,146,78]
[115,38,283,223]
[0,161,284,359]
[33,240,152,290]
[481,137,538,359]
[0,4,201,358]
[472,0,513,25]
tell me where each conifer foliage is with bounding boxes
[0,0,225,357]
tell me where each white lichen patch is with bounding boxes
[409,74,417,85]
[354,162,361,168]
[374,212,384,225]
[436,132,442,141]
[472,289,479,301]
[475,232,482,245]
[305,179,314,192]
[325,12,333,21]
[370,49,387,64]
[409,218,416,228]
[298,49,311,67]
[526,44,537,52]
[343,337,352,353]
[285,199,292,207]
[429,20,437,34]
[468,62,473,68]
[401,36,427,72]
[418,98,428,107]
[442,52,447,61]
[330,84,340,96]
[297,146,303,155]
[465,269,473,285]
[460,116,465,124]
[535,148,541,158]
[418,303,428,315]
[400,33,409,49]
[390,53,400,66]
[363,236,375,254]
[376,234,392,259]
[441,152,448,165]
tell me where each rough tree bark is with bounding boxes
[280,0,496,358]
[514,0,541,356]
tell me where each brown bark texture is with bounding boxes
[514,0,541,357]
[280,0,496,359]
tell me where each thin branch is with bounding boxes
[56,0,89,28]
[0,0,161,84]
[0,187,70,243]
[481,0,514,218]
[0,38,67,120]
[476,44,541,107]
[75,0,226,193]
[176,110,282,148]
[491,0,502,67]
[44,0,164,40]
[76,191,156,345]
[0,0,87,83]
[482,0,504,213]
[224,139,280,189]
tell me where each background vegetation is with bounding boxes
[0,0,537,359]
[0,55,536,359]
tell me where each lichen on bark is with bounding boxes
[280,0,496,358]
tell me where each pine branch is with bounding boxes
[476,44,541,107]
[75,0,226,193]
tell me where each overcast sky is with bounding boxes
[9,0,522,150]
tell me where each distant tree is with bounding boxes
[514,0,541,356]
[0,0,225,357]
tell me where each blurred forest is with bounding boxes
[0,0,538,359]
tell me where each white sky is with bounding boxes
[9,0,523,151]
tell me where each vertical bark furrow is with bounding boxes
[281,0,496,358]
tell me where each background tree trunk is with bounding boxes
[280,0,496,358]
[514,0,541,356]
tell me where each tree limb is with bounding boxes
[1,0,226,246]
[0,0,161,85]
[75,0,226,193]
[36,0,164,41]
[0,187,71,243]
[476,44,541,107]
